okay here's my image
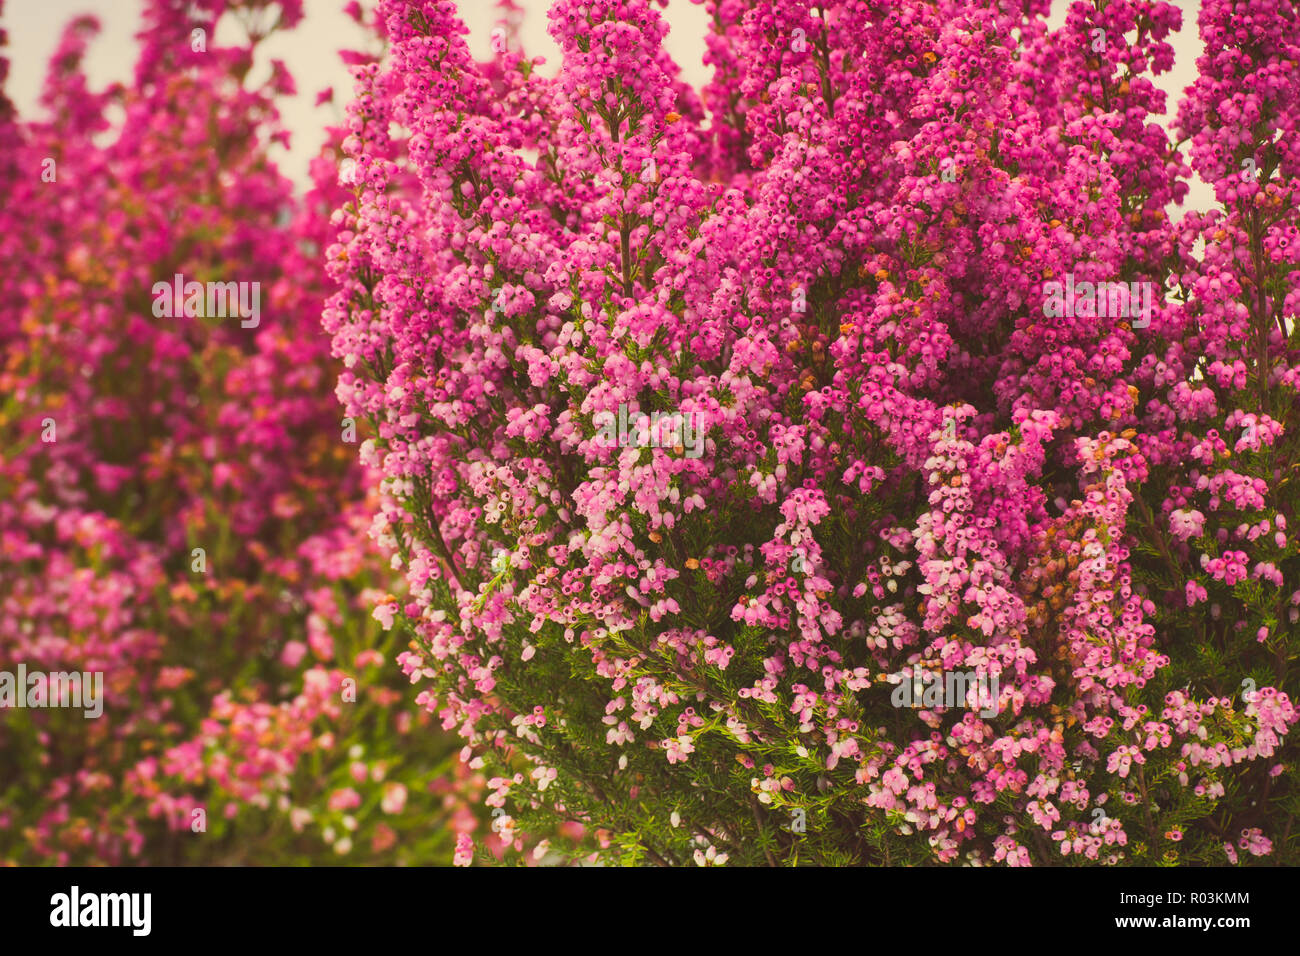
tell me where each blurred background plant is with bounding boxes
[0,0,481,866]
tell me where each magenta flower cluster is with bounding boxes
[327,0,1300,866]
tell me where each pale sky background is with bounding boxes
[3,0,1211,211]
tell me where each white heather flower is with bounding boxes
[670,811,681,828]
[693,846,724,866]
[531,766,557,791]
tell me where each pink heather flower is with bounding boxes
[606,721,635,746]
[1169,509,1206,541]
[664,736,696,765]
[381,782,408,815]
[1238,828,1273,857]
[328,788,362,812]
[372,824,397,853]
[372,601,397,631]
[354,649,385,669]
[1106,746,1140,779]
[453,833,474,867]
[279,640,308,668]
[307,627,334,662]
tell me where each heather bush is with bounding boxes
[327,0,1300,866]
[0,0,473,865]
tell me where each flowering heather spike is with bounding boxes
[325,0,1300,866]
